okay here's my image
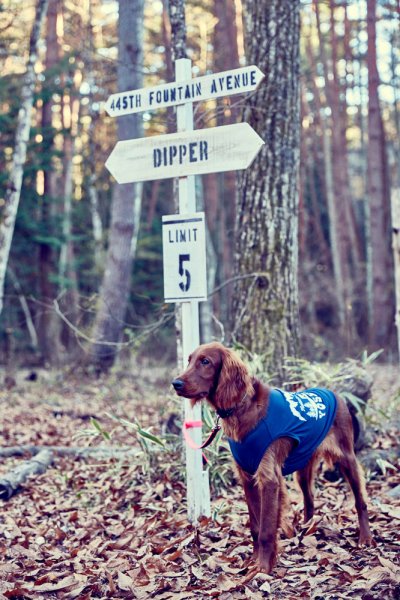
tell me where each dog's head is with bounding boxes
[171,342,253,408]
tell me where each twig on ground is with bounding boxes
[0,445,140,459]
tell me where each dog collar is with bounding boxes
[216,393,248,419]
[216,407,235,419]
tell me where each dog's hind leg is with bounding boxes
[337,451,372,545]
[328,396,373,546]
[296,459,317,523]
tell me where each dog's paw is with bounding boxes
[358,532,374,547]
[256,555,276,574]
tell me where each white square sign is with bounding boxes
[162,212,207,303]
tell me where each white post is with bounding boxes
[175,58,210,521]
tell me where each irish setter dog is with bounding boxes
[172,342,372,574]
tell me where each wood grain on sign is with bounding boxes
[105,65,264,117]
[162,213,207,303]
[105,123,264,184]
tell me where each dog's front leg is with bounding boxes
[238,468,261,561]
[258,476,280,573]
[254,440,293,573]
[255,454,280,573]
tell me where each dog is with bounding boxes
[172,342,372,573]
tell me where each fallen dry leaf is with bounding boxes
[0,366,398,599]
[117,571,135,592]
[33,574,80,592]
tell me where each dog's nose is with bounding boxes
[172,379,185,391]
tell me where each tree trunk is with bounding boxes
[197,177,217,343]
[322,111,346,328]
[86,0,104,272]
[202,172,220,320]
[313,0,353,338]
[392,190,400,360]
[59,70,81,350]
[232,0,300,383]
[161,0,175,214]
[168,0,186,61]
[301,90,330,268]
[167,0,187,368]
[211,0,240,331]
[0,0,49,314]
[37,0,64,364]
[90,0,144,369]
[329,0,363,268]
[366,0,395,350]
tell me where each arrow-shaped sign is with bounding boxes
[105,66,264,117]
[105,122,264,184]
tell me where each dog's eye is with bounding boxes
[201,358,210,366]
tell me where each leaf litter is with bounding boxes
[0,364,398,599]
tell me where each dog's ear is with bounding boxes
[214,348,253,407]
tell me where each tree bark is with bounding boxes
[59,70,81,350]
[366,0,395,350]
[37,0,64,364]
[392,190,400,359]
[90,0,144,369]
[329,0,363,268]
[232,0,300,382]
[168,0,186,61]
[313,0,353,336]
[86,0,104,271]
[0,0,49,314]
[211,0,240,331]
[167,0,187,368]
[300,90,330,269]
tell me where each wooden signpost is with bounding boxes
[105,59,264,522]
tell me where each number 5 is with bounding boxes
[179,254,191,292]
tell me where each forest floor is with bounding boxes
[0,361,399,599]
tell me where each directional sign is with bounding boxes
[105,66,264,117]
[162,212,207,303]
[105,122,264,184]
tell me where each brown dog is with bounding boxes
[172,342,372,573]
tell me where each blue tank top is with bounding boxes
[228,388,337,476]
